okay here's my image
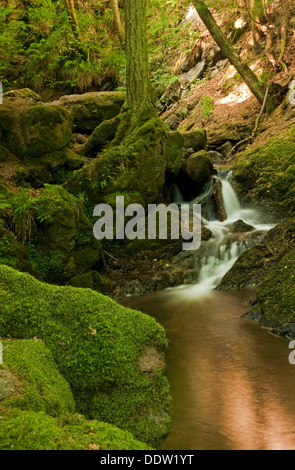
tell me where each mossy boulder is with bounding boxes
[164,131,185,175]
[66,117,168,206]
[13,149,83,188]
[76,117,119,157]
[256,247,295,324]
[219,217,295,290]
[0,338,150,450]
[0,265,171,446]
[49,91,126,133]
[0,339,75,416]
[177,150,214,200]
[182,129,207,152]
[0,101,72,160]
[233,128,295,214]
[3,88,42,102]
[0,408,151,450]
[26,186,102,283]
[66,271,114,295]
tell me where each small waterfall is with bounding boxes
[173,170,275,299]
[221,174,241,217]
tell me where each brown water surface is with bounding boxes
[124,288,295,450]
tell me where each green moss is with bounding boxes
[66,116,168,206]
[0,103,73,160]
[0,265,171,447]
[0,339,75,416]
[182,129,207,152]
[0,408,151,450]
[257,247,295,323]
[164,131,184,175]
[233,130,295,213]
[0,220,32,272]
[219,217,295,290]
[53,91,126,133]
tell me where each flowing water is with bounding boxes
[123,171,295,450]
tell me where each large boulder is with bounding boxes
[0,339,150,450]
[0,265,171,447]
[177,150,214,200]
[0,98,72,160]
[233,126,295,215]
[49,91,126,133]
[66,117,168,206]
[219,217,295,290]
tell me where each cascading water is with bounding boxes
[172,170,275,298]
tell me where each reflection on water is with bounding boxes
[124,289,295,450]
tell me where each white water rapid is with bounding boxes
[173,170,275,299]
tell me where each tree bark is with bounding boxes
[110,0,125,48]
[192,0,275,112]
[123,0,155,127]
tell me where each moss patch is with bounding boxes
[0,265,171,447]
[256,247,295,323]
[233,128,295,213]
[0,339,75,417]
[0,408,151,450]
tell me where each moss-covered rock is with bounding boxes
[177,150,214,200]
[13,149,83,188]
[66,117,168,206]
[219,217,295,290]
[76,117,119,157]
[164,131,185,175]
[26,185,101,283]
[0,101,72,160]
[233,128,295,214]
[0,265,171,446]
[3,88,42,102]
[49,91,126,133]
[0,339,75,416]
[256,247,295,323]
[66,271,115,295]
[0,408,151,450]
[182,129,207,152]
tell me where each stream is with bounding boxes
[123,171,295,450]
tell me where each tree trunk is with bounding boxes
[278,0,290,70]
[110,0,125,48]
[250,0,265,52]
[192,0,275,112]
[125,0,154,119]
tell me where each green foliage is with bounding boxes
[0,0,123,91]
[201,95,214,119]
[26,246,64,279]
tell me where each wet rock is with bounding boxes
[219,141,233,156]
[227,219,255,233]
[178,150,214,200]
